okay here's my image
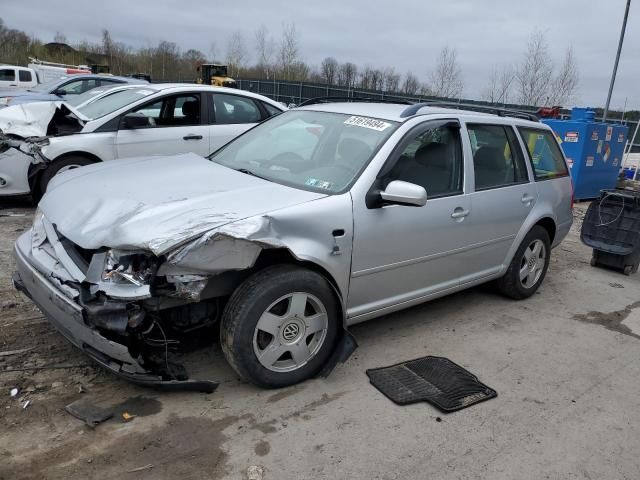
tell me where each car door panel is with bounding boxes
[348,120,475,318]
[460,123,538,280]
[208,93,262,154]
[348,195,472,317]
[116,93,209,158]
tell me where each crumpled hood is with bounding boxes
[0,101,87,137]
[40,153,326,255]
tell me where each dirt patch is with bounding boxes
[254,439,270,456]
[573,301,640,339]
[265,385,305,403]
[1,414,239,480]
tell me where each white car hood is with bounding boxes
[40,153,326,255]
[0,101,87,137]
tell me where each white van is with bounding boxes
[0,65,37,89]
[27,58,91,84]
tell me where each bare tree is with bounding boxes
[515,31,554,106]
[382,67,400,92]
[53,32,67,44]
[320,57,338,84]
[101,29,114,66]
[429,46,463,98]
[401,71,420,95]
[254,25,274,77]
[278,22,300,80]
[209,42,219,62]
[482,65,516,104]
[226,32,248,77]
[337,62,358,88]
[548,46,579,105]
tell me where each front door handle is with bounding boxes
[451,207,470,219]
[183,134,203,140]
[521,194,535,206]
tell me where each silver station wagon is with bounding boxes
[12,100,573,390]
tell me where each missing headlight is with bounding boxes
[102,250,155,286]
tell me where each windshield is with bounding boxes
[29,76,68,93]
[66,86,116,107]
[209,110,399,193]
[78,88,156,120]
[211,66,228,77]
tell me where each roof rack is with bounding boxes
[400,102,539,122]
[298,96,414,107]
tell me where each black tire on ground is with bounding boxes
[591,257,598,267]
[496,225,551,300]
[39,155,97,194]
[220,265,339,388]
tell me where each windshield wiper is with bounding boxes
[236,168,267,180]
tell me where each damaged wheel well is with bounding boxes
[252,249,345,320]
[37,152,102,197]
[52,151,102,165]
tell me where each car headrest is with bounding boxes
[474,146,505,171]
[181,100,198,117]
[415,142,451,169]
[338,138,372,164]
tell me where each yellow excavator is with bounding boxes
[196,64,237,88]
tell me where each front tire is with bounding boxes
[39,155,96,194]
[220,265,339,388]
[496,225,551,300]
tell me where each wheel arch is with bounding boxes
[31,151,102,200]
[535,216,557,244]
[502,215,558,276]
[251,248,347,324]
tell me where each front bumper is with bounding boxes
[13,233,216,392]
[0,148,33,196]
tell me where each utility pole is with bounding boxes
[603,0,631,122]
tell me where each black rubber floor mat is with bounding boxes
[366,356,497,412]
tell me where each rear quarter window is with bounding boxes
[518,127,569,181]
[19,70,33,82]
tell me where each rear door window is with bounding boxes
[18,70,32,82]
[467,124,529,190]
[518,127,569,180]
[0,68,15,81]
[262,102,282,118]
[210,93,262,124]
[132,94,201,128]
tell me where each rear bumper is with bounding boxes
[13,234,216,392]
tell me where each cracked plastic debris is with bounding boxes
[166,275,208,302]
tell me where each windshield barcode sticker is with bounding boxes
[344,116,391,131]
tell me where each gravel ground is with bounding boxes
[2,200,640,480]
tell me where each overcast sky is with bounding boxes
[2,0,638,109]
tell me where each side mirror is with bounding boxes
[122,112,149,129]
[379,180,427,207]
[52,89,66,96]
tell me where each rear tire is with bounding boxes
[39,155,96,194]
[496,226,551,300]
[220,265,339,388]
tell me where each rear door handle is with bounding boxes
[521,194,535,205]
[183,134,203,140]
[451,208,470,219]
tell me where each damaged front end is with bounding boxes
[13,210,219,392]
[0,102,84,196]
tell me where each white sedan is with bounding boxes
[0,84,285,199]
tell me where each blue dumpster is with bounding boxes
[543,108,628,200]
